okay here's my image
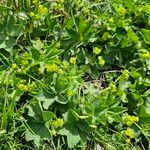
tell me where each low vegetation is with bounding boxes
[0,0,150,149]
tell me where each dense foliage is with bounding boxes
[0,0,150,149]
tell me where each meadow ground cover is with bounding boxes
[0,0,150,149]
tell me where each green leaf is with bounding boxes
[25,130,41,147]
[35,91,56,110]
[5,37,17,51]
[59,128,69,135]
[55,78,68,93]
[44,48,64,59]
[130,71,141,78]
[42,111,56,123]
[67,129,81,148]
[124,0,134,11]
[56,94,68,104]
[71,109,90,121]
[59,124,81,148]
[143,78,150,87]
[32,39,44,50]
[121,28,138,47]
[77,120,92,134]
[0,5,12,10]
[138,106,150,124]
[140,29,150,44]
[25,101,51,139]
[27,121,51,139]
[29,47,41,61]
[66,28,78,38]
[108,106,127,114]
[138,97,150,124]
[26,105,35,117]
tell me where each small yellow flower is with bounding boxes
[29,12,34,17]
[46,64,57,72]
[70,57,76,65]
[131,116,139,122]
[21,60,29,66]
[34,14,40,20]
[51,130,57,136]
[43,7,48,14]
[17,68,27,74]
[39,5,48,14]
[56,42,61,48]
[98,56,105,66]
[18,84,28,91]
[57,118,64,127]
[11,63,18,70]
[28,82,35,91]
[56,68,64,74]
[108,17,114,23]
[39,5,43,10]
[139,49,150,59]
[67,90,74,97]
[93,47,101,55]
[125,128,134,139]
[102,32,110,41]
[118,7,126,15]
[20,80,26,83]
[24,52,30,57]
[122,69,129,79]
[123,113,139,126]
[51,118,64,128]
[125,138,131,144]
[33,0,38,4]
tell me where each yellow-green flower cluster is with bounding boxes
[45,63,65,74]
[51,130,57,136]
[98,56,105,66]
[11,63,18,71]
[93,47,101,55]
[67,90,74,97]
[125,128,134,139]
[51,118,64,128]
[29,4,48,21]
[117,7,126,15]
[122,69,129,79]
[139,49,150,59]
[102,32,110,41]
[33,0,38,4]
[125,138,131,144]
[29,12,40,20]
[38,5,48,14]
[17,60,29,74]
[70,57,76,65]
[18,84,28,92]
[18,82,35,92]
[123,113,139,126]
[56,68,64,74]
[11,61,28,74]
[52,0,64,9]
[21,60,29,67]
[108,17,114,23]
[46,64,57,72]
[18,68,27,74]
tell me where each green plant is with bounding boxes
[0,0,150,149]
